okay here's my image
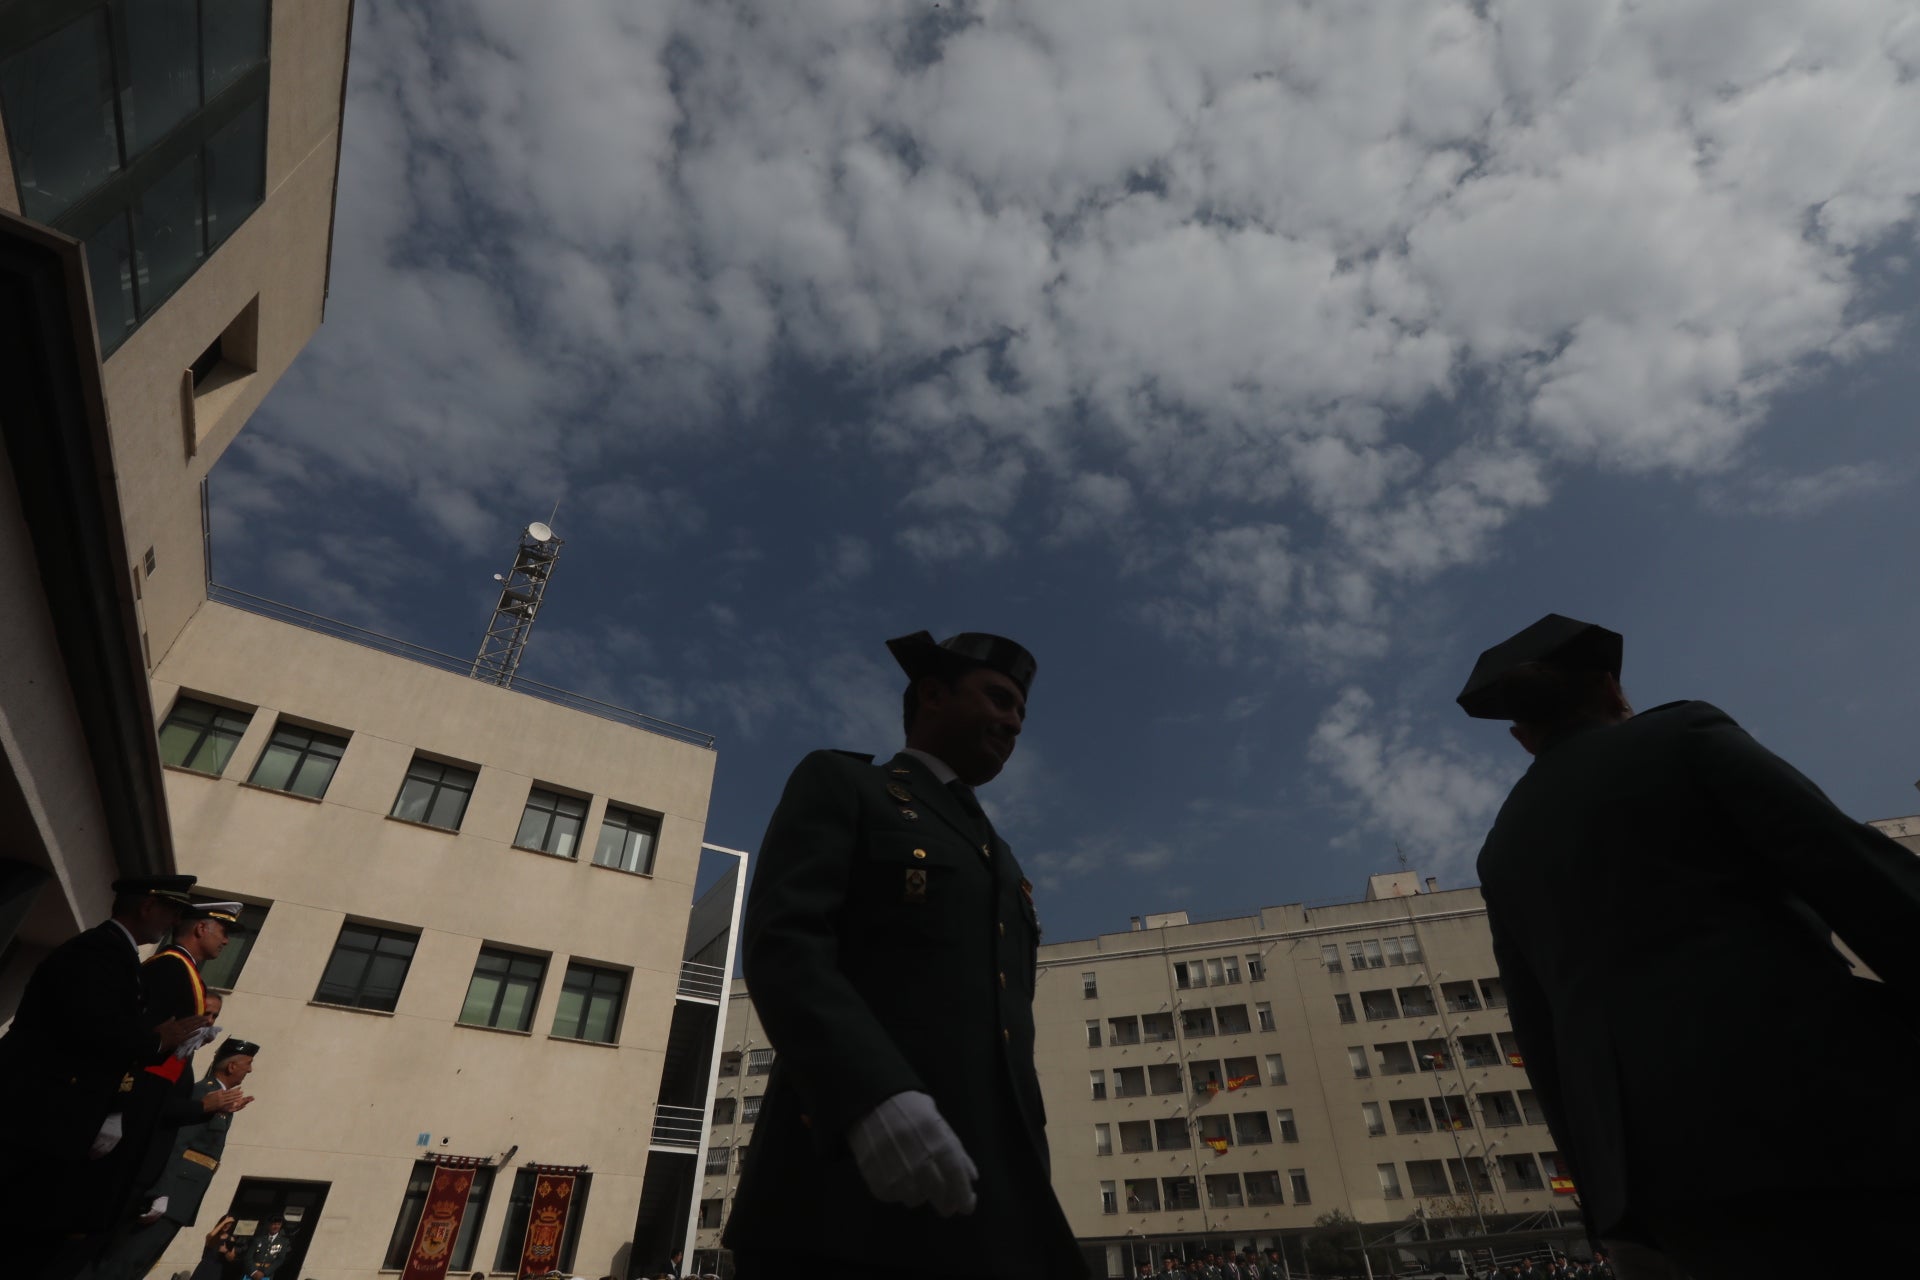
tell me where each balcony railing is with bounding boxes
[679,960,727,1001]
[652,1104,706,1149]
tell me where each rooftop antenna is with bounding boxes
[471,512,564,688]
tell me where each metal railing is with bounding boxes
[207,584,715,748]
[651,1104,705,1148]
[678,960,727,1001]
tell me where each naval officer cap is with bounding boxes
[110,874,198,905]
[1456,613,1622,720]
[887,630,1037,698]
[180,900,248,931]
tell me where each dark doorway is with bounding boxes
[227,1178,330,1276]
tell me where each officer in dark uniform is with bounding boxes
[722,631,1083,1280]
[246,1215,294,1278]
[1461,614,1920,1279]
[0,874,214,1273]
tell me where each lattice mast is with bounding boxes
[470,519,563,688]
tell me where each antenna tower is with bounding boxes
[471,518,563,688]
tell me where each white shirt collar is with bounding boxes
[107,919,139,951]
[899,747,957,785]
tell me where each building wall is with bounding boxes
[148,603,717,1276]
[695,979,767,1261]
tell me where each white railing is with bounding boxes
[651,1104,705,1148]
[678,960,727,1001]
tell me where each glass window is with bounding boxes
[592,805,661,875]
[1245,1170,1283,1206]
[1099,1180,1117,1214]
[202,0,270,97]
[1256,1001,1275,1032]
[1401,933,1424,963]
[0,10,121,222]
[1094,1123,1111,1157]
[158,696,251,774]
[459,947,546,1032]
[745,1048,775,1076]
[1082,971,1098,999]
[492,1171,589,1272]
[1322,942,1342,970]
[704,1145,729,1175]
[1276,1108,1299,1142]
[1362,1101,1385,1136]
[314,922,418,1012]
[132,148,205,312]
[1205,958,1224,985]
[1362,939,1385,968]
[1221,955,1240,984]
[84,214,136,353]
[381,1161,494,1270]
[1173,960,1198,989]
[1382,936,1404,965]
[1085,1019,1101,1048]
[1348,1046,1370,1078]
[1161,1176,1199,1211]
[1348,941,1368,969]
[122,0,202,155]
[203,93,266,250]
[1264,1053,1286,1085]
[1246,952,1265,981]
[1089,1070,1106,1101]
[1206,1173,1244,1208]
[1233,1111,1272,1145]
[741,1094,762,1124]
[552,962,626,1043]
[1334,993,1355,1023]
[1289,1169,1312,1204]
[712,1097,735,1126]
[247,722,347,798]
[391,756,478,830]
[1377,1163,1403,1199]
[194,899,270,990]
[697,1198,723,1229]
[515,787,588,859]
[1123,1179,1159,1213]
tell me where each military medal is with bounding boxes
[886,783,913,802]
[904,868,928,902]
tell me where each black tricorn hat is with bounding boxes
[214,1037,260,1061]
[887,631,1037,698]
[111,874,197,906]
[1456,614,1622,720]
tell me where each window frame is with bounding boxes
[157,694,251,775]
[550,960,628,1044]
[390,755,478,831]
[380,1160,494,1270]
[245,719,348,798]
[513,785,588,860]
[313,921,419,1013]
[591,803,662,875]
[457,946,547,1033]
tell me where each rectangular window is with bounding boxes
[1215,1005,1251,1035]
[1401,934,1424,964]
[1205,958,1225,986]
[1322,942,1342,971]
[1221,955,1241,984]
[458,947,545,1032]
[1447,1157,1493,1194]
[718,1051,741,1078]
[592,805,661,875]
[1117,1120,1154,1154]
[158,696,251,775]
[1124,1179,1160,1213]
[515,787,588,859]
[1244,1170,1283,1206]
[1141,1012,1176,1042]
[1089,1070,1107,1101]
[712,1097,736,1126]
[1224,1055,1260,1087]
[1206,1173,1244,1209]
[1162,1176,1200,1212]
[1377,1163,1403,1200]
[1264,1053,1287,1085]
[1431,1095,1473,1130]
[1255,1001,1275,1032]
[1382,936,1404,966]
[1173,960,1199,989]
[1094,1123,1112,1157]
[1518,1088,1547,1125]
[552,962,627,1043]
[1360,989,1400,1021]
[1147,1063,1183,1096]
[1362,1101,1385,1137]
[1111,1066,1145,1099]
[1188,1061,1222,1094]
[1086,1019,1102,1048]
[1099,1180,1117,1215]
[745,1048,775,1076]
[741,1094,762,1124]
[1362,940,1385,968]
[1107,1016,1140,1045]
[0,10,121,222]
[381,1161,494,1270]
[391,756,478,831]
[192,898,268,990]
[1441,979,1482,1013]
[1407,1158,1450,1198]
[1289,1169,1312,1204]
[1459,1034,1502,1069]
[496,1170,591,1272]
[1150,1117,1185,1151]
[1391,1098,1434,1134]
[1196,1113,1231,1148]
[1347,941,1368,970]
[697,1198,723,1229]
[1397,984,1438,1018]
[1276,1108,1299,1143]
[1246,953,1265,981]
[1480,976,1508,1008]
[1348,1046,1370,1078]
[1082,971,1099,999]
[1233,1111,1272,1145]
[1377,1042,1417,1076]
[1181,1007,1217,1038]
[1413,1037,1450,1072]
[1480,1091,1523,1128]
[1335,993,1355,1023]
[314,922,418,1012]
[704,1145,730,1175]
[246,722,347,798]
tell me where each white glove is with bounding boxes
[90,1111,124,1158]
[138,1195,169,1224]
[847,1090,978,1217]
[176,1022,222,1059]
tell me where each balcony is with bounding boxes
[678,960,727,1002]
[652,1104,706,1149]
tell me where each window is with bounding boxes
[1480,1091,1523,1128]
[592,805,661,875]
[698,1198,723,1229]
[1094,1123,1112,1156]
[1233,1111,1272,1145]
[741,1094,762,1124]
[1447,1157,1493,1194]
[1391,1099,1434,1135]
[382,1161,494,1270]
[1120,1120,1159,1155]
[1362,1101,1385,1137]
[1362,939,1385,968]
[1518,1088,1547,1125]
[1124,1179,1160,1213]
[1150,1117,1185,1151]
[1376,1042,1417,1076]
[1224,1056,1260,1088]
[314,922,417,1012]
[1111,1066,1145,1098]
[1099,1180,1117,1215]
[1086,1019,1102,1048]
[1173,960,1201,989]
[1188,1061,1222,1094]
[1246,952,1266,981]
[1407,1159,1450,1198]
[552,962,626,1043]
[192,898,269,990]
[1206,1173,1244,1208]
[1205,958,1225,986]
[515,787,588,859]
[745,1048,775,1076]
[1397,985,1437,1018]
[1347,941,1368,970]
[391,756,478,831]
[1480,976,1508,1008]
[1360,989,1400,1021]
[1147,1063,1183,1095]
[1181,1007,1216,1038]
[1322,942,1342,971]
[491,1170,591,1272]
[1107,1016,1140,1045]
[1255,1001,1275,1032]
[1400,934,1424,964]
[1431,1095,1472,1130]
[1335,994,1355,1024]
[459,947,545,1032]
[705,1145,730,1175]
[1216,1005,1251,1035]
[1264,1053,1286,1085]
[713,1097,735,1126]
[1222,956,1241,984]
[1141,1012,1175,1042]
[158,697,250,774]
[1500,1031,1524,1065]
[1441,979,1482,1013]
[718,1051,741,1077]
[1275,1108,1299,1143]
[246,722,347,798]
[1459,1034,1501,1069]
[1162,1176,1199,1211]
[1348,1046,1370,1078]
[1289,1169,1311,1204]
[1377,1163,1403,1200]
[1090,1070,1107,1101]
[1413,1038,1450,1072]
[1245,1171,1283,1206]
[1382,935,1404,966]
[1082,971,1098,999]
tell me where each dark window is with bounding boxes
[745,1048,775,1076]
[314,923,418,1012]
[741,1094,762,1124]
[0,10,120,221]
[459,948,546,1032]
[391,756,477,830]
[1334,993,1355,1024]
[202,0,270,98]
[592,805,660,874]
[1123,1179,1160,1213]
[381,1161,494,1270]
[704,1145,729,1175]
[514,787,587,859]
[202,94,265,250]
[717,1051,740,1078]
[1151,1117,1185,1151]
[193,899,270,990]
[1161,1176,1199,1211]
[1289,1169,1311,1204]
[552,962,625,1043]
[697,1198,723,1229]
[1245,1170,1284,1206]
[158,696,251,774]
[247,722,348,799]
[1233,1111,1272,1145]
[223,1177,327,1277]
[712,1097,735,1126]
[492,1170,590,1271]
[83,214,135,348]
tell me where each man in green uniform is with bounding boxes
[723,631,1084,1280]
[1461,614,1920,1279]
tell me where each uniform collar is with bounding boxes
[899,747,957,784]
[107,919,139,952]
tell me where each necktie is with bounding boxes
[947,779,987,823]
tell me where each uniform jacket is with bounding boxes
[248,1229,293,1277]
[1477,701,1920,1239]
[148,1079,234,1226]
[723,750,1083,1278]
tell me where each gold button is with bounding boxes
[912,848,927,860]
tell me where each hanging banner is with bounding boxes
[517,1172,578,1278]
[401,1162,477,1280]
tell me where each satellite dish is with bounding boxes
[527,521,553,542]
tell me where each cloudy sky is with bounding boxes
[215,0,1920,940]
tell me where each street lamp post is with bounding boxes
[1428,1055,1490,1238]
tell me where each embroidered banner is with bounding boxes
[516,1172,578,1278]
[401,1162,476,1280]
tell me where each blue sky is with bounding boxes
[211,1,1920,942]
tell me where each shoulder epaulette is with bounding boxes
[826,749,876,763]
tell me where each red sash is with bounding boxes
[143,948,206,1083]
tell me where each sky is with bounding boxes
[211,0,1920,943]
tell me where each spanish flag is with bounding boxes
[1205,1137,1230,1154]
[1507,1052,1525,1068]
[1549,1176,1576,1195]
[1225,1074,1258,1091]
[1204,1081,1221,1095]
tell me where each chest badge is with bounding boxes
[886,783,914,803]
[904,868,929,902]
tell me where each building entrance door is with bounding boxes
[227,1178,330,1276]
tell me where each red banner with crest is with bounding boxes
[400,1159,481,1280]
[516,1170,579,1278]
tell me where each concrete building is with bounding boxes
[1,3,739,1273]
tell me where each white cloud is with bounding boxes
[1705,461,1914,517]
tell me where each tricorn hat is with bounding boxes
[1456,614,1622,720]
[214,1036,260,1061]
[887,631,1037,698]
[111,874,197,906]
